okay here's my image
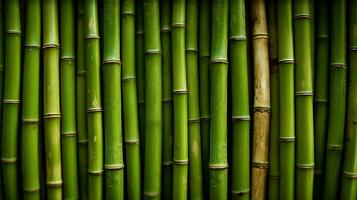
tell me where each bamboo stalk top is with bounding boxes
[61,0,75,57]
[251,0,268,36]
[103,0,120,61]
[172,0,185,26]
[330,0,346,64]
[43,0,59,46]
[122,0,135,16]
[143,0,161,51]
[5,0,21,32]
[160,0,171,32]
[277,0,294,60]
[198,0,210,56]
[186,0,198,50]
[351,0,357,45]
[230,0,246,38]
[85,0,100,38]
[24,0,41,46]
[211,0,228,60]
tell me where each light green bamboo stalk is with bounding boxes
[230,0,250,199]
[76,0,88,198]
[121,0,141,199]
[277,0,295,199]
[102,0,124,199]
[60,0,79,199]
[186,0,203,199]
[43,0,62,199]
[293,1,314,199]
[323,0,347,199]
[209,0,228,199]
[160,0,173,199]
[0,1,5,198]
[84,0,104,198]
[21,0,41,199]
[313,0,329,198]
[143,0,162,199]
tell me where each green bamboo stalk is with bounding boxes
[186,0,203,199]
[209,0,228,199]
[313,0,329,198]
[60,0,79,199]
[323,0,347,199]
[310,0,315,89]
[198,0,210,196]
[43,0,62,199]
[143,0,162,198]
[121,0,141,199]
[76,0,88,198]
[84,0,104,198]
[267,0,280,199]
[0,0,5,197]
[102,0,124,199]
[277,0,295,199]
[21,0,41,199]
[230,0,250,199]
[340,1,357,198]
[160,0,173,199]
[293,0,314,199]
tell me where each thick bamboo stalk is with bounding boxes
[251,0,270,199]
[230,0,250,199]
[60,0,79,199]
[267,0,279,199]
[340,2,357,198]
[84,0,104,198]
[0,0,5,198]
[323,0,347,199]
[160,0,173,199]
[186,0,203,199]
[313,0,329,198]
[143,0,162,198]
[43,0,62,198]
[293,1,314,199]
[21,0,41,199]
[121,0,141,199]
[102,0,124,199]
[277,0,295,199]
[209,0,228,199]
[76,0,88,198]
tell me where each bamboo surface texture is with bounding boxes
[0,0,4,198]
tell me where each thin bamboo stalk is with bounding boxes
[60,0,79,199]
[277,0,295,199]
[84,0,104,198]
[313,0,329,198]
[230,0,250,199]
[0,0,5,198]
[143,0,162,198]
[209,0,228,199]
[323,0,347,199]
[251,0,270,199]
[267,0,280,199]
[121,0,141,199]
[160,0,173,199]
[76,0,89,198]
[310,0,315,89]
[43,0,62,198]
[293,0,314,199]
[102,0,124,199]
[186,0,203,199]
[21,0,41,199]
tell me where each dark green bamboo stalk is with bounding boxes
[160,0,173,199]
[323,0,347,199]
[267,1,279,199]
[143,0,162,199]
[121,0,141,199]
[209,0,228,199]
[198,0,210,196]
[43,0,62,198]
[0,0,5,198]
[21,0,41,199]
[60,0,79,199]
[293,1,314,199]
[313,0,329,198]
[84,0,104,198]
[277,0,295,199]
[76,0,88,198]
[230,0,250,199]
[340,1,357,198]
[310,0,315,89]
[102,0,124,199]
[186,0,203,199]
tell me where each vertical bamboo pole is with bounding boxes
[84,0,104,198]
[122,0,142,199]
[277,0,295,199]
[323,0,347,199]
[230,0,250,199]
[0,0,5,198]
[209,0,228,199]
[43,0,62,199]
[143,0,162,198]
[21,0,41,199]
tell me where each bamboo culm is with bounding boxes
[0,0,4,197]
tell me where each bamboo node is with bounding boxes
[143,191,160,197]
[77,71,87,76]
[342,171,357,179]
[232,188,250,195]
[22,118,39,123]
[5,30,21,35]
[296,163,314,169]
[78,139,88,144]
[173,159,189,165]
[208,163,228,169]
[62,131,77,137]
[314,99,328,104]
[88,170,104,175]
[279,59,295,64]
[326,144,343,150]
[25,44,41,48]
[269,175,280,180]
[188,118,200,124]
[43,113,61,119]
[200,115,210,120]
[122,76,137,83]
[46,181,63,187]
[280,136,295,142]
[42,43,60,49]
[229,35,247,41]
[330,63,347,69]
[171,23,185,28]
[136,31,144,35]
[23,187,41,192]
[87,108,103,113]
[145,49,162,55]
[253,106,271,112]
[172,89,188,94]
[350,46,357,51]
[199,53,210,58]
[125,139,140,144]
[162,160,173,166]
[85,35,100,39]
[122,11,135,16]
[60,56,76,61]
[210,58,228,64]
[293,14,311,19]
[186,48,198,53]
[3,99,20,104]
[317,35,329,40]
[162,97,173,102]
[295,91,313,96]
[252,161,269,169]
[104,164,125,170]
[232,115,250,121]
[1,157,17,163]
[160,27,171,32]
[252,33,269,40]
[103,59,121,64]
